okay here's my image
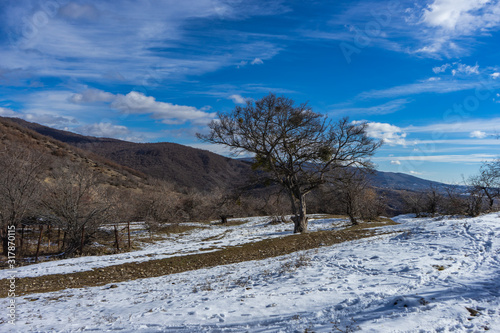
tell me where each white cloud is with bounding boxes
[251,58,264,65]
[433,63,451,74]
[391,160,401,165]
[422,0,495,32]
[433,62,479,76]
[491,72,500,79]
[0,107,18,117]
[69,89,115,104]
[470,130,487,138]
[409,170,423,175]
[229,94,247,104]
[25,88,215,127]
[111,91,216,125]
[363,122,410,146]
[417,0,500,56]
[452,63,479,76]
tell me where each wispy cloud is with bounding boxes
[299,0,500,58]
[1,0,285,86]
[404,117,500,134]
[375,153,496,163]
[357,76,499,99]
[331,99,410,116]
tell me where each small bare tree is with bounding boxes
[468,160,500,211]
[0,144,47,255]
[137,180,181,226]
[41,163,113,256]
[424,185,442,216]
[329,168,373,225]
[198,93,381,233]
[441,186,467,215]
[402,190,426,217]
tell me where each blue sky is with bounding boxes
[2,0,500,184]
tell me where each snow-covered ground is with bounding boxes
[2,213,500,332]
[0,215,348,279]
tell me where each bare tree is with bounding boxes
[441,186,467,215]
[0,144,47,255]
[41,163,113,256]
[424,185,443,216]
[198,93,381,233]
[137,180,181,226]
[468,160,500,211]
[359,187,386,221]
[330,168,372,225]
[402,190,426,217]
[465,186,485,217]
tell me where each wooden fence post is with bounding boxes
[35,225,44,263]
[56,228,61,252]
[114,225,120,252]
[127,221,131,250]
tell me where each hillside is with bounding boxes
[3,117,252,192]
[0,117,147,189]
[368,170,451,191]
[4,117,455,194]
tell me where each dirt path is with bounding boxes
[0,221,397,297]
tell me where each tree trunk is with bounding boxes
[293,195,308,233]
[345,195,358,225]
[485,191,494,210]
[114,225,120,252]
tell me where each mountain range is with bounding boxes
[1,116,455,194]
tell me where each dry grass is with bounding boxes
[211,219,251,226]
[0,219,398,297]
